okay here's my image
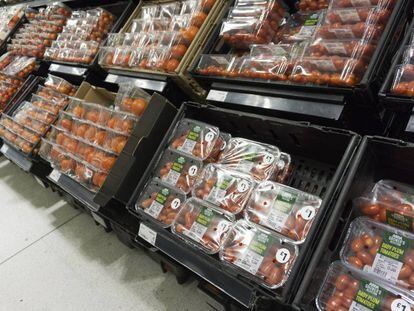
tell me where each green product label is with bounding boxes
[155,188,169,205]
[243,152,257,162]
[354,280,388,311]
[386,210,413,231]
[304,13,319,26]
[187,125,201,141]
[248,231,272,256]
[217,177,232,191]
[275,191,297,214]
[172,156,186,173]
[402,194,414,205]
[378,232,410,261]
[195,207,215,227]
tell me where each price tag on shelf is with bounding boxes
[50,64,86,76]
[49,169,61,183]
[91,212,107,229]
[207,90,228,102]
[1,144,9,154]
[138,223,157,246]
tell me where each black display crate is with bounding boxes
[126,102,360,309]
[293,135,414,310]
[189,0,412,133]
[43,0,137,81]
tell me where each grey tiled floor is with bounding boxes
[0,158,211,311]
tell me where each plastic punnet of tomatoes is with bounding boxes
[341,217,414,292]
[195,54,236,76]
[272,152,292,184]
[172,197,235,254]
[0,52,15,71]
[30,94,65,115]
[114,83,150,117]
[245,180,322,243]
[154,149,203,194]
[12,101,56,124]
[0,116,37,153]
[355,180,414,232]
[290,56,368,86]
[329,0,397,9]
[325,6,391,27]
[169,118,220,160]
[218,138,281,181]
[237,55,291,81]
[391,63,414,97]
[1,56,37,79]
[274,12,324,43]
[44,74,77,96]
[192,163,255,214]
[35,85,70,104]
[297,0,329,12]
[205,131,231,163]
[307,37,377,60]
[136,178,187,228]
[316,261,414,311]
[13,113,48,134]
[314,23,383,40]
[220,219,298,289]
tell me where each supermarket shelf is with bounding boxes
[0,142,32,171]
[47,169,100,212]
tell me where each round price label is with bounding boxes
[188,165,198,176]
[237,180,250,193]
[276,248,291,264]
[171,198,181,210]
[298,206,316,221]
[263,153,275,165]
[391,299,411,311]
[205,131,215,142]
[220,140,227,151]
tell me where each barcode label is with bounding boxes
[349,301,373,311]
[49,169,61,182]
[206,187,227,205]
[264,209,287,232]
[234,249,265,275]
[178,139,197,154]
[145,201,164,219]
[138,223,157,246]
[187,221,208,240]
[164,170,181,187]
[370,253,402,283]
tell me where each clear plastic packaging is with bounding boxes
[315,23,383,40]
[44,74,77,96]
[171,197,235,254]
[297,0,329,11]
[114,83,151,117]
[325,7,391,26]
[2,56,37,78]
[192,164,255,214]
[275,12,323,43]
[316,261,414,311]
[136,178,187,228]
[35,85,69,104]
[220,219,298,289]
[341,217,414,292]
[307,38,377,59]
[169,118,220,160]
[30,93,65,115]
[355,180,414,233]
[154,149,203,194]
[0,123,35,154]
[391,64,414,97]
[195,54,235,76]
[218,138,281,181]
[290,56,367,86]
[12,101,56,124]
[329,0,397,9]
[245,181,322,243]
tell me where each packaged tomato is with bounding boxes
[297,0,329,11]
[275,12,324,43]
[35,85,69,104]
[341,217,414,292]
[325,7,391,26]
[169,118,220,160]
[192,164,255,214]
[220,220,298,289]
[195,54,235,76]
[218,138,281,181]
[245,181,322,243]
[30,94,65,115]
[272,152,292,184]
[329,0,396,9]
[13,114,48,135]
[316,261,414,311]
[307,38,377,60]
[12,101,56,124]
[315,23,383,40]
[114,83,151,117]
[2,56,37,78]
[205,131,231,163]
[355,180,414,233]
[391,65,414,97]
[154,149,203,194]
[136,179,186,228]
[45,74,77,96]
[171,197,235,254]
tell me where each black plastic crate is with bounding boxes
[126,102,360,308]
[44,0,137,80]
[293,135,414,310]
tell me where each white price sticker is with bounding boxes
[1,143,9,154]
[205,131,215,142]
[391,299,411,311]
[298,206,316,221]
[207,90,228,102]
[171,198,181,210]
[188,165,198,176]
[263,153,275,165]
[276,248,291,264]
[237,180,250,193]
[138,223,157,246]
[49,169,61,182]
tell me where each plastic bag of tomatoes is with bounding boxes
[329,0,397,10]
[355,180,414,233]
[192,163,255,214]
[13,101,56,124]
[220,219,298,289]
[325,7,391,27]
[169,118,220,161]
[391,64,414,97]
[307,38,377,60]
[218,138,281,181]
[2,56,37,79]
[45,74,77,96]
[30,93,65,115]
[35,85,70,104]
[154,149,203,194]
[172,197,234,254]
[316,261,414,311]
[195,54,235,76]
[341,217,414,292]
[136,178,186,228]
[245,181,322,243]
[114,83,151,117]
